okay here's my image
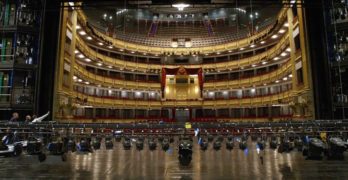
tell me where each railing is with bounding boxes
[72,58,291,91]
[203,60,292,89]
[70,90,292,109]
[74,32,290,72]
[75,8,288,54]
[74,64,162,90]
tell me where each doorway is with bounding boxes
[175,108,190,123]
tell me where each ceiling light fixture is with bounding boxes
[271,35,278,39]
[279,29,286,33]
[260,41,265,44]
[273,57,280,60]
[172,3,190,11]
[98,42,104,46]
[85,58,91,62]
[86,36,92,40]
[79,31,86,36]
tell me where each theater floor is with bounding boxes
[1,139,348,180]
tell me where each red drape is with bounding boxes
[161,68,166,98]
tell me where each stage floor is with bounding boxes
[1,138,348,180]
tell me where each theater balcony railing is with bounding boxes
[74,64,162,90]
[204,59,292,89]
[70,90,292,109]
[72,58,291,91]
[73,31,290,72]
[75,8,288,55]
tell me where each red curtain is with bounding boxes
[161,68,166,98]
[163,67,201,75]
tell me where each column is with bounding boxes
[68,11,77,91]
